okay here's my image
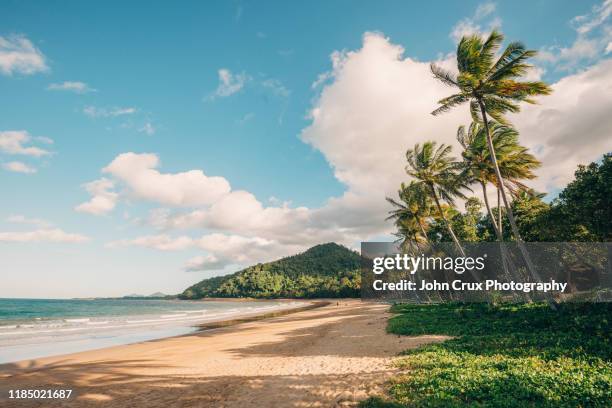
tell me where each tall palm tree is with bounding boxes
[457,121,541,240]
[430,29,551,289]
[405,141,468,255]
[386,181,431,245]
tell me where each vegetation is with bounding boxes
[180,243,361,299]
[431,29,551,248]
[404,142,468,255]
[390,155,611,244]
[388,29,611,249]
[377,28,612,408]
[361,302,611,407]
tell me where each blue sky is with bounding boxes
[1,0,611,298]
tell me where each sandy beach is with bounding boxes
[0,300,447,407]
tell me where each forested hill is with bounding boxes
[179,243,361,299]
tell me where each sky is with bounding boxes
[1,0,611,298]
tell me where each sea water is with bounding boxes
[0,298,304,364]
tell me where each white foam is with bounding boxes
[65,318,90,323]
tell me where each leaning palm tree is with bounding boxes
[405,141,468,255]
[386,181,432,244]
[457,121,541,240]
[430,29,550,247]
[430,30,551,293]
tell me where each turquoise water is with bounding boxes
[0,298,305,364]
[0,298,265,324]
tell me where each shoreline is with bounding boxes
[0,300,448,407]
[0,300,313,365]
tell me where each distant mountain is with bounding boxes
[180,243,361,299]
[122,292,171,299]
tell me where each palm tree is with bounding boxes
[386,181,432,246]
[457,121,541,240]
[430,30,551,291]
[405,141,468,255]
[430,29,550,246]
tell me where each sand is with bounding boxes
[0,300,448,407]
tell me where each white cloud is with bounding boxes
[571,0,612,34]
[450,2,501,43]
[511,59,612,192]
[0,130,50,157]
[0,35,48,75]
[97,152,231,208]
[138,122,156,135]
[0,228,89,243]
[184,254,230,272]
[539,0,612,70]
[75,178,118,215]
[83,106,137,118]
[3,161,36,174]
[47,81,96,94]
[6,215,52,228]
[209,69,249,99]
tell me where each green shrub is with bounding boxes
[376,303,611,407]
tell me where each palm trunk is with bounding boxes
[417,218,429,243]
[497,187,503,237]
[482,183,531,301]
[481,181,502,240]
[428,184,466,257]
[477,99,554,307]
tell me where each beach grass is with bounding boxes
[362,302,611,407]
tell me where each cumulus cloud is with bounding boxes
[83,106,137,118]
[6,215,52,228]
[511,59,612,192]
[0,130,50,157]
[94,152,232,208]
[0,35,48,75]
[75,178,118,215]
[47,81,96,94]
[3,161,36,174]
[0,229,89,243]
[102,153,231,207]
[209,69,250,99]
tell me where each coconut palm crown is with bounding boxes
[405,141,469,254]
[430,29,551,124]
[457,121,541,196]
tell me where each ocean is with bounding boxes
[0,298,304,364]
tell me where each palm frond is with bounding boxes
[430,63,458,87]
[431,93,468,116]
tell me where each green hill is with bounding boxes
[179,243,361,299]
